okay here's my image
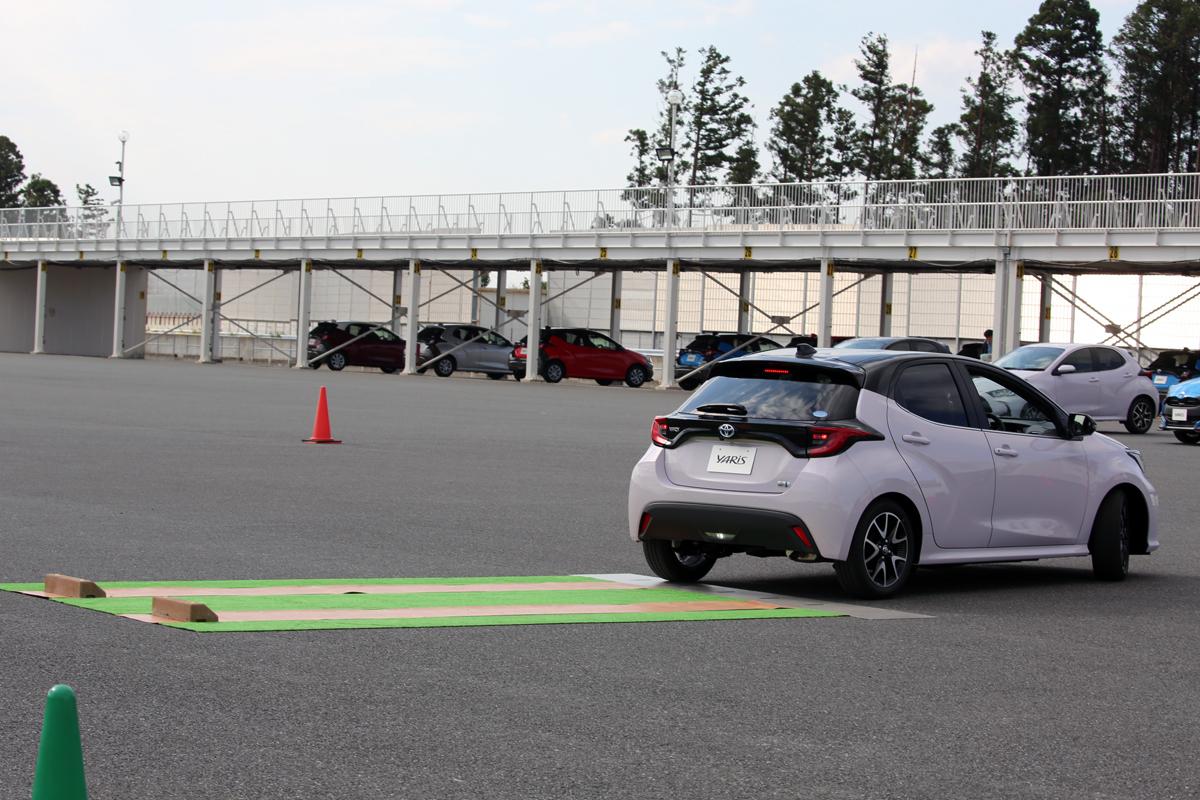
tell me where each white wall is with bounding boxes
[0,267,36,353]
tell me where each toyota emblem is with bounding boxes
[718,423,736,439]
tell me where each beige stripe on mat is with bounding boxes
[125,598,778,623]
[99,581,639,598]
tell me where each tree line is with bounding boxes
[0,135,103,211]
[625,0,1200,190]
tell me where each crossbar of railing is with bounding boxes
[2,174,1198,243]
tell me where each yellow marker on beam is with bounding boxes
[744,246,752,259]
[599,247,607,259]
[1108,246,1120,261]
[356,248,364,259]
[907,246,918,260]
[471,247,478,260]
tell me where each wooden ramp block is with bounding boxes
[151,597,218,623]
[44,574,106,598]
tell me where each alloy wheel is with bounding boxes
[862,511,909,589]
[1131,398,1155,432]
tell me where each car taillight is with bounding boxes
[639,512,653,536]
[651,416,673,447]
[1139,370,1153,377]
[514,345,525,358]
[807,425,879,457]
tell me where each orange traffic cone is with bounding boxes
[303,386,342,444]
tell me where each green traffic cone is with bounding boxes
[32,684,88,800]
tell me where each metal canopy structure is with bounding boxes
[3,173,1199,386]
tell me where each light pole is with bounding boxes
[108,131,129,239]
[656,88,683,229]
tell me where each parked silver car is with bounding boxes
[418,324,513,379]
[994,343,1160,434]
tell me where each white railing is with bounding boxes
[2,174,1198,243]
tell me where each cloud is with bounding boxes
[464,12,512,29]
[545,20,636,47]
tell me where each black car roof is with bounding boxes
[714,348,985,390]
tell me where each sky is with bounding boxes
[5,0,1141,207]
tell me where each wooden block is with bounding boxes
[151,597,218,623]
[44,574,106,598]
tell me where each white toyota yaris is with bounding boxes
[628,346,1159,598]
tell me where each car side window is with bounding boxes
[1093,347,1125,371]
[908,340,939,353]
[483,331,510,347]
[374,329,398,342]
[893,363,970,427]
[966,368,1061,437]
[1060,349,1093,373]
[588,333,619,350]
[757,339,780,351]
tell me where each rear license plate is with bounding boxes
[707,444,756,475]
[682,354,702,366]
[1172,408,1188,421]
[1154,375,1168,385]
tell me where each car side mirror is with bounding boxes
[1069,413,1096,437]
[1055,364,1077,375]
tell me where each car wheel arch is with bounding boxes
[1107,483,1150,555]
[871,491,926,566]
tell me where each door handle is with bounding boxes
[1088,378,1101,383]
[901,433,930,445]
[994,446,1018,457]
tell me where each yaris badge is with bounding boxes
[718,423,736,439]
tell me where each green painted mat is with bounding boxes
[0,576,843,632]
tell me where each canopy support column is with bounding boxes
[404,259,421,375]
[110,261,127,358]
[525,259,542,382]
[659,258,680,389]
[294,259,313,367]
[816,259,834,347]
[992,252,1022,358]
[199,260,219,363]
[736,271,751,334]
[32,260,47,354]
[609,271,622,339]
[1037,273,1053,343]
[878,272,894,337]
[494,269,508,330]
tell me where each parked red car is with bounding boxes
[307,321,406,373]
[509,327,654,387]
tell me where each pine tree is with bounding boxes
[924,124,959,178]
[0,135,25,208]
[21,174,64,208]
[851,33,895,180]
[886,81,933,180]
[1014,0,1110,175]
[1111,0,1200,173]
[684,45,754,186]
[957,31,1020,177]
[726,136,760,184]
[767,71,842,182]
[624,48,690,190]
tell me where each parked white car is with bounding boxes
[993,344,1160,434]
[628,347,1159,598]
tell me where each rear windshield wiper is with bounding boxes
[695,403,748,417]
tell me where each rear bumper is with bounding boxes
[639,502,820,557]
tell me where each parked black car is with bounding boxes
[307,321,406,372]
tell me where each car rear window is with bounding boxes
[685,364,860,421]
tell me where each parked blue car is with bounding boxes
[1144,348,1198,400]
[1160,376,1200,444]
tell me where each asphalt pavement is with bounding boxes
[0,353,1196,799]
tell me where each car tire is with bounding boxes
[678,376,699,391]
[1123,396,1156,434]
[595,379,614,386]
[543,360,565,383]
[625,365,648,388]
[1090,490,1130,581]
[833,499,916,599]
[1173,431,1200,444]
[642,539,717,583]
[487,372,506,380]
[512,371,523,381]
[308,360,321,370]
[380,366,398,374]
[433,357,456,378]
[326,352,347,371]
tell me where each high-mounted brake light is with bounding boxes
[651,416,673,447]
[763,368,790,375]
[808,425,878,457]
